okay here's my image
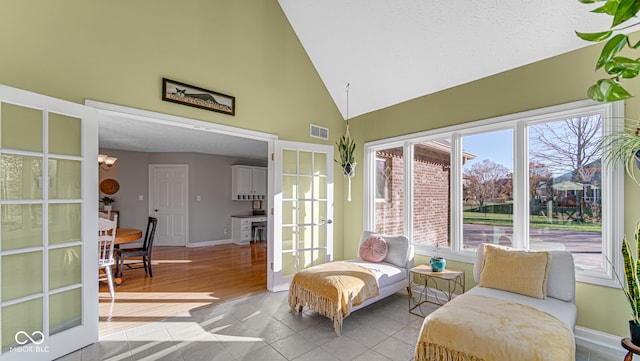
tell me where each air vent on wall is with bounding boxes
[310,124,329,140]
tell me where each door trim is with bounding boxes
[85,100,279,287]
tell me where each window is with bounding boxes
[461,130,513,251]
[364,99,624,286]
[374,147,404,235]
[412,139,452,250]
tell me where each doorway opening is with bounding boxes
[88,100,277,336]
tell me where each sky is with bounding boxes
[461,129,513,171]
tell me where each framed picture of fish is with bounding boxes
[162,78,235,116]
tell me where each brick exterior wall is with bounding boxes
[375,145,450,247]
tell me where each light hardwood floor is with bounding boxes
[99,242,267,336]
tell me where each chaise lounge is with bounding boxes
[415,243,577,361]
[289,231,414,335]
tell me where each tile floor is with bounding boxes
[58,291,628,361]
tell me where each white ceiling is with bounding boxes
[98,112,269,160]
[278,0,612,119]
[101,2,616,156]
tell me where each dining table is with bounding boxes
[115,228,143,245]
[113,228,143,285]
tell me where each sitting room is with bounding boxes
[0,1,638,361]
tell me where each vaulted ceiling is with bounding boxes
[277,0,612,119]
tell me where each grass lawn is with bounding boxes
[463,211,602,233]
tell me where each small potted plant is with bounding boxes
[100,196,116,211]
[620,223,640,345]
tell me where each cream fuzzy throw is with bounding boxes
[415,294,574,361]
[288,261,379,336]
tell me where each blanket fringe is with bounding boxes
[415,342,483,361]
[288,284,345,336]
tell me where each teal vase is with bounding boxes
[430,257,446,272]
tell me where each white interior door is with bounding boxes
[0,84,99,360]
[271,140,333,292]
[149,164,188,246]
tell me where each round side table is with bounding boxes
[622,338,640,361]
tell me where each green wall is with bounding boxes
[344,38,640,337]
[0,0,347,259]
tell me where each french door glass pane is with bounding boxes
[314,153,326,174]
[49,246,81,290]
[2,298,43,352]
[2,251,42,301]
[298,175,312,198]
[283,150,297,173]
[528,115,603,269]
[282,252,296,276]
[49,288,82,336]
[49,158,81,199]
[299,151,312,174]
[1,154,43,200]
[298,226,312,249]
[282,175,296,198]
[461,129,513,250]
[1,204,42,251]
[282,227,295,251]
[49,113,81,156]
[412,139,452,248]
[1,103,42,152]
[48,203,81,245]
[375,147,404,235]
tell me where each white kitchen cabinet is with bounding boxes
[231,165,266,200]
[231,216,268,245]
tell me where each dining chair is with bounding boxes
[98,215,118,298]
[117,217,158,277]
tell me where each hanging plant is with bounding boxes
[601,121,640,185]
[336,83,357,201]
[336,134,356,177]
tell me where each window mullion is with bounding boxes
[404,142,414,242]
[450,133,463,253]
[512,122,528,249]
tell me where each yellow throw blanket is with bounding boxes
[415,294,575,361]
[288,261,379,336]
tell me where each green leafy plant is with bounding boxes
[621,222,640,326]
[576,0,640,101]
[601,119,640,184]
[100,196,116,205]
[335,134,356,176]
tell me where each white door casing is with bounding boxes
[149,164,188,246]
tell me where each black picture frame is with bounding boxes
[162,78,235,116]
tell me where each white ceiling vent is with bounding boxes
[310,124,329,140]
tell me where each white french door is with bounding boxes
[271,140,334,292]
[0,84,98,360]
[148,164,188,246]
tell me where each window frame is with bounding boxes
[363,99,624,287]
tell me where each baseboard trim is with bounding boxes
[186,239,232,248]
[574,325,622,351]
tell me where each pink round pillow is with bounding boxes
[359,236,388,263]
